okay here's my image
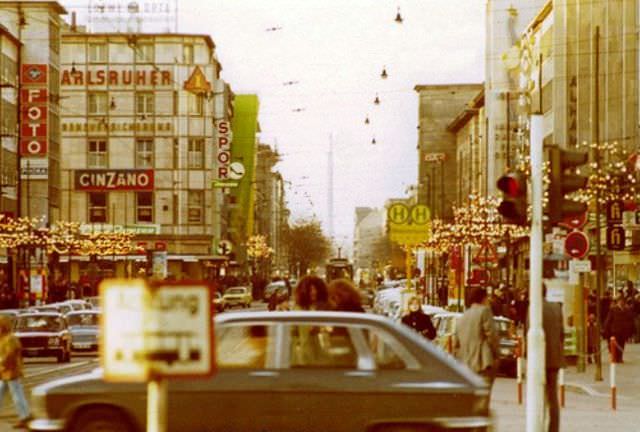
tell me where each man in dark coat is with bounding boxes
[604,295,635,362]
[543,285,565,432]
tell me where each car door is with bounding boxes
[275,321,381,432]
[168,322,287,432]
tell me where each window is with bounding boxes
[136,192,153,223]
[183,44,194,63]
[136,139,153,168]
[216,325,274,369]
[136,92,154,115]
[289,325,358,369]
[135,43,154,63]
[188,138,204,169]
[188,93,204,115]
[187,190,203,223]
[88,192,107,223]
[88,43,107,63]
[88,139,107,168]
[88,92,108,115]
[362,328,407,370]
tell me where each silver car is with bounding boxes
[66,310,100,351]
[29,311,491,432]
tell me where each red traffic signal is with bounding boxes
[497,172,527,225]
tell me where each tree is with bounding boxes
[284,220,330,276]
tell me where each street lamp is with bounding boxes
[395,7,404,24]
[381,66,388,79]
[364,115,370,125]
[373,94,380,105]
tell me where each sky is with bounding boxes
[61,0,486,250]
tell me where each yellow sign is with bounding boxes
[387,204,431,245]
[184,66,212,94]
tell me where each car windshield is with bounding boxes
[15,316,64,332]
[494,319,512,337]
[226,288,245,295]
[67,314,99,326]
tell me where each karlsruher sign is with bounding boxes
[75,170,154,191]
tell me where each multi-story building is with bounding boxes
[414,84,483,220]
[446,89,487,202]
[254,143,289,276]
[352,207,385,271]
[59,26,231,281]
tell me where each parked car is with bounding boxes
[213,292,226,312]
[14,312,71,363]
[262,281,286,302]
[64,300,92,311]
[29,311,491,432]
[0,309,22,325]
[433,312,518,377]
[222,286,252,308]
[84,296,100,309]
[66,310,101,352]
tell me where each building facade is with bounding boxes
[352,207,385,271]
[59,28,230,281]
[414,84,483,220]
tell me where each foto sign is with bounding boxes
[101,279,214,382]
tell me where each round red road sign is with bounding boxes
[559,211,588,230]
[565,231,590,259]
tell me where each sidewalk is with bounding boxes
[564,341,640,399]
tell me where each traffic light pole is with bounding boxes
[526,114,546,432]
[593,26,603,382]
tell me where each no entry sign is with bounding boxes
[564,231,590,259]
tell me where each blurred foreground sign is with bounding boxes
[100,279,214,382]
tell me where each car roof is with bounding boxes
[66,310,101,315]
[18,312,64,318]
[226,286,248,290]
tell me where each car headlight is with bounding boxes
[499,346,514,356]
[48,337,60,346]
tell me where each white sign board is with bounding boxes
[20,158,48,180]
[101,279,214,382]
[570,259,592,273]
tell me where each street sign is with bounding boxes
[606,200,625,225]
[564,231,589,259]
[569,259,591,273]
[606,226,625,251]
[101,279,214,382]
[217,240,233,256]
[559,211,588,230]
[387,203,431,245]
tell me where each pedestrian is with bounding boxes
[0,316,32,428]
[604,295,635,362]
[327,279,364,312]
[401,296,436,340]
[542,284,565,432]
[294,275,330,310]
[586,313,599,364]
[454,287,498,392]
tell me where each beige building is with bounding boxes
[414,84,483,220]
[59,27,232,281]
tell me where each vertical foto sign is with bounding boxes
[20,65,48,158]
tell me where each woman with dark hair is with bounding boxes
[327,279,364,312]
[295,275,329,310]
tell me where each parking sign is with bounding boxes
[101,279,214,382]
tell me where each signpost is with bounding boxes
[564,231,589,259]
[101,279,214,432]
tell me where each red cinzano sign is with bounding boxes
[75,170,154,191]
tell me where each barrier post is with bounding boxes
[447,335,453,354]
[516,336,523,405]
[610,337,617,411]
[559,368,565,408]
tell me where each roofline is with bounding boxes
[446,88,485,133]
[414,83,483,92]
[0,1,67,15]
[62,32,215,50]
[524,0,553,34]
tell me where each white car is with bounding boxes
[222,286,253,308]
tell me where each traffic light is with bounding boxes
[497,171,528,225]
[548,147,588,225]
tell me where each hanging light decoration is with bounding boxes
[374,93,380,105]
[381,66,388,79]
[364,115,370,125]
[371,137,377,145]
[395,7,403,24]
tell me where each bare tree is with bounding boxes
[284,220,331,275]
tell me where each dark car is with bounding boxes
[262,280,286,302]
[29,311,491,432]
[66,310,100,352]
[494,316,518,377]
[14,313,71,363]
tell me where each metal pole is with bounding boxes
[593,25,603,382]
[147,378,168,432]
[506,91,511,169]
[526,114,545,432]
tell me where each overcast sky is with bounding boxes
[62,0,485,249]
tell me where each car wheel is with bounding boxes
[70,407,134,432]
